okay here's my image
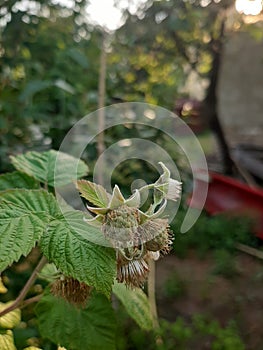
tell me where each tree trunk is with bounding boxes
[203,17,234,175]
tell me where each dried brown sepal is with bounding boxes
[138,218,169,244]
[51,277,92,307]
[159,229,174,256]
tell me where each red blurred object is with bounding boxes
[190,171,263,239]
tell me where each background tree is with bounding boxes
[110,0,250,174]
[0,0,103,171]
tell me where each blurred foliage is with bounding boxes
[171,211,258,258]
[0,0,101,171]
[1,1,263,349]
[162,271,187,299]
[212,249,240,279]
[116,305,245,350]
[110,0,237,107]
[1,0,262,174]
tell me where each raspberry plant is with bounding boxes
[0,149,181,350]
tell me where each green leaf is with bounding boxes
[0,171,40,191]
[40,211,116,296]
[10,150,89,187]
[0,189,57,272]
[35,291,116,350]
[54,79,75,94]
[77,180,109,208]
[0,330,17,350]
[68,48,89,68]
[0,302,21,329]
[112,282,153,330]
[63,210,108,246]
[0,189,60,217]
[19,80,52,101]
[0,188,115,296]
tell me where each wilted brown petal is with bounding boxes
[51,276,92,307]
[117,252,149,288]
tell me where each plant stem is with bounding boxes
[148,259,163,346]
[0,256,47,317]
[20,294,43,309]
[97,32,107,187]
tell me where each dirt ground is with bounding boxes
[155,252,263,350]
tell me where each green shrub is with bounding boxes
[162,272,187,299]
[171,211,257,258]
[212,249,240,279]
[116,311,245,350]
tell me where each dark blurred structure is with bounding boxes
[175,99,205,134]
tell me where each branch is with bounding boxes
[20,294,43,309]
[171,31,199,73]
[97,33,107,187]
[0,256,48,317]
[236,243,263,260]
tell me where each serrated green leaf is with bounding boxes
[0,302,21,329]
[63,210,108,246]
[77,180,109,208]
[0,189,60,217]
[10,150,88,187]
[0,330,17,350]
[0,171,40,191]
[112,282,153,330]
[0,190,57,272]
[0,188,115,296]
[40,210,116,296]
[35,291,116,350]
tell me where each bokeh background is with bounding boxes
[1,0,263,349]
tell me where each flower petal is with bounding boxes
[166,178,182,201]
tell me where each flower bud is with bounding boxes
[102,205,140,247]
